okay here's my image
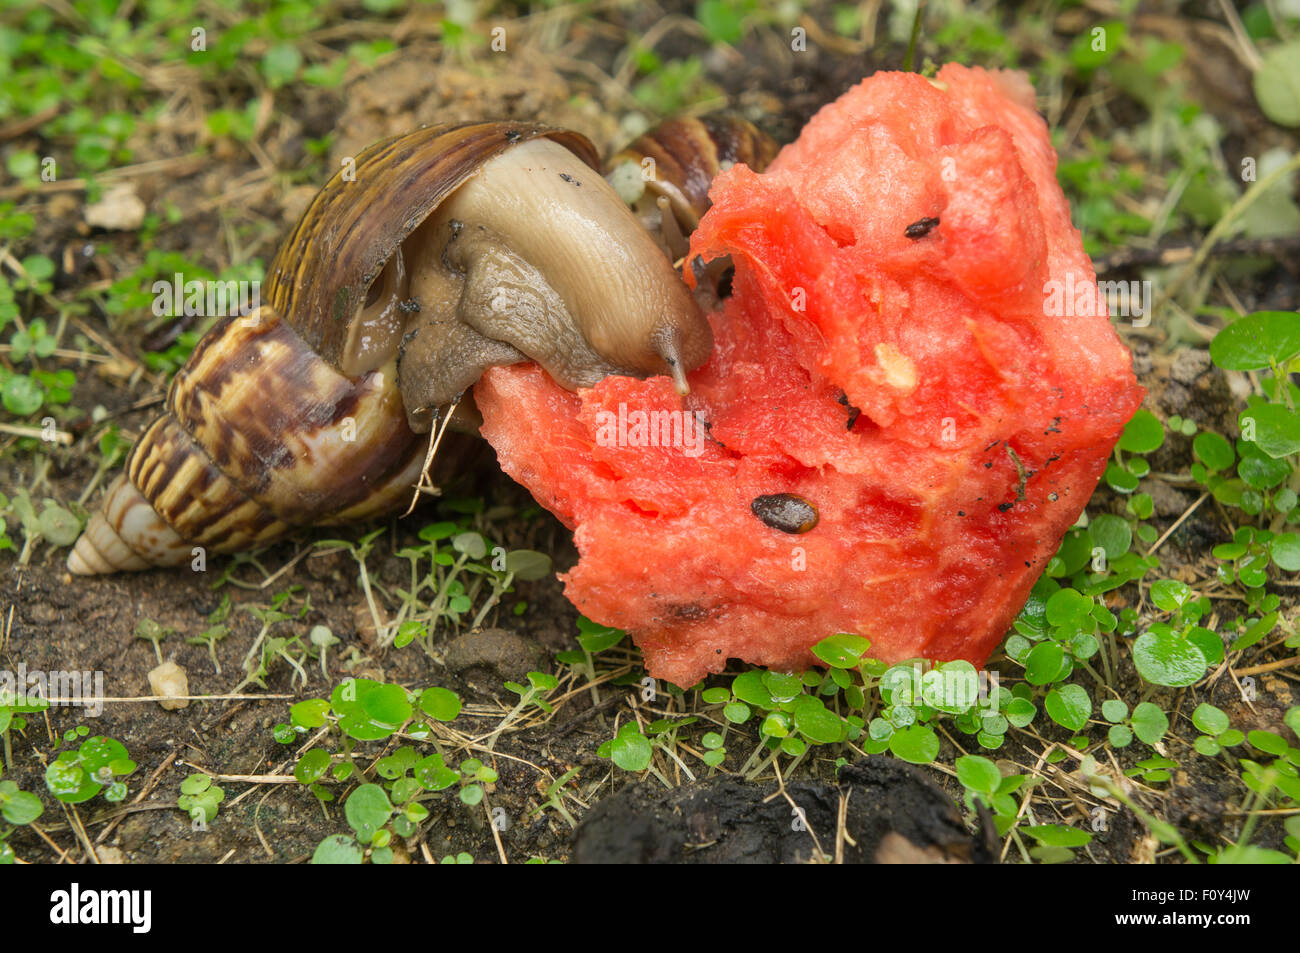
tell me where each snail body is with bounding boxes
[69,116,777,575]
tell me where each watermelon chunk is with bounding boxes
[476,65,1144,687]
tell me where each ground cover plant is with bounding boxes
[0,0,1299,865]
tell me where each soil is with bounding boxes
[571,758,996,864]
[3,3,1298,865]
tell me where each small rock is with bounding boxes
[84,184,146,231]
[1169,348,1211,385]
[23,603,59,625]
[148,660,189,710]
[94,845,126,864]
[444,628,549,685]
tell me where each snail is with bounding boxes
[67,115,778,575]
[607,115,779,263]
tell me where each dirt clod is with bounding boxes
[1169,348,1212,385]
[444,627,550,687]
[571,758,993,864]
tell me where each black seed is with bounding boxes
[998,502,1014,512]
[836,391,862,430]
[905,216,940,239]
[751,494,818,534]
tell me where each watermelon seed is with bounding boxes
[751,494,819,534]
[905,216,940,239]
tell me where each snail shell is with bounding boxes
[69,117,778,575]
[607,116,780,262]
[69,314,430,572]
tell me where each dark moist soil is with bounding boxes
[571,758,996,864]
[3,5,1299,865]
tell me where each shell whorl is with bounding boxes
[67,475,188,574]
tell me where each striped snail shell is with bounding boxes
[606,115,780,263]
[68,116,778,575]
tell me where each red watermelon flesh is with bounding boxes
[475,65,1144,687]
